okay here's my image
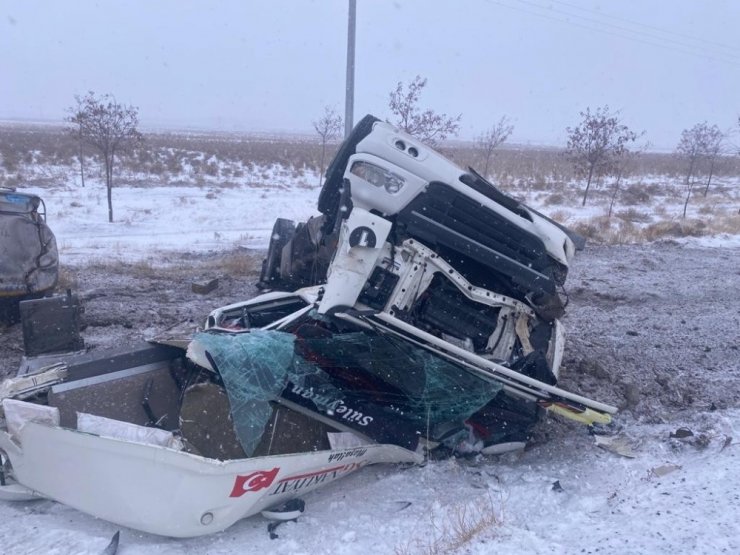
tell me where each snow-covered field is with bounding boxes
[29,181,321,265]
[1,174,739,554]
[19,168,740,268]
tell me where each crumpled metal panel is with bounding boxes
[0,210,58,297]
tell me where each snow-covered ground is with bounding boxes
[16,165,740,266]
[1,412,737,554]
[1,176,739,554]
[26,181,321,265]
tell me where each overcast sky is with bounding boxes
[2,0,739,148]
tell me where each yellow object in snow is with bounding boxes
[545,403,613,426]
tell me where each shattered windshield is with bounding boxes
[193,322,502,455]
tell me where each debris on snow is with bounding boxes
[594,434,637,458]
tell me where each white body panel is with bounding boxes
[349,121,575,266]
[0,423,420,538]
[318,208,392,314]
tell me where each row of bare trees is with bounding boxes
[564,106,730,217]
[384,78,734,220]
[65,77,735,224]
[675,122,724,217]
[67,76,513,223]
[384,79,733,221]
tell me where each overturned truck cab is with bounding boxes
[0,116,615,538]
[252,115,609,427]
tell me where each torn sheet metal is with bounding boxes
[0,189,58,300]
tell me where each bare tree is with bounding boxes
[566,106,639,206]
[67,92,142,222]
[676,122,724,217]
[312,106,343,186]
[476,116,514,178]
[701,125,724,197]
[70,121,86,188]
[388,75,461,145]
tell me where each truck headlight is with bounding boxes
[350,161,405,194]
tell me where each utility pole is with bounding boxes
[344,0,356,137]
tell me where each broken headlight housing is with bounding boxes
[350,161,405,194]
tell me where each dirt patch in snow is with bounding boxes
[2,242,739,427]
[561,242,740,418]
[0,248,262,378]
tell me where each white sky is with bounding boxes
[2,0,740,148]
